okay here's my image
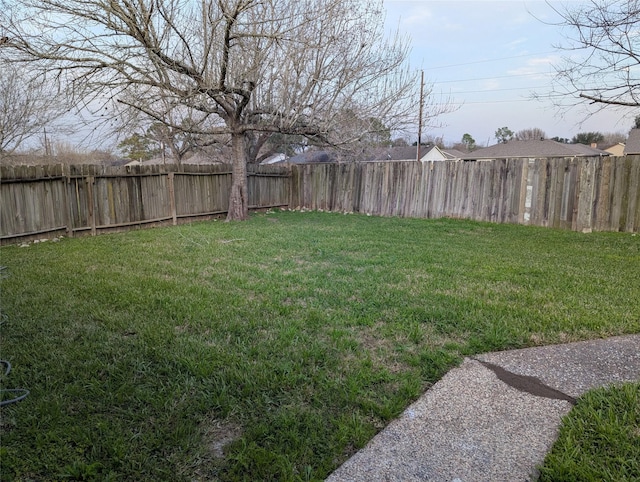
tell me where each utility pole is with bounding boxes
[416,70,424,162]
[43,127,51,156]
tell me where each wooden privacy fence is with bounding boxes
[290,155,640,233]
[2,155,639,244]
[0,163,289,244]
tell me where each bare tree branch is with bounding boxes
[1,0,451,219]
[579,92,640,107]
[540,0,640,117]
[0,63,71,156]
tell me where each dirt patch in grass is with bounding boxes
[202,419,243,459]
[182,418,244,481]
[349,322,415,374]
[354,322,395,351]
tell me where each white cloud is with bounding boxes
[507,55,559,77]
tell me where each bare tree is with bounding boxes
[1,0,439,220]
[544,0,640,112]
[0,63,69,157]
[601,131,627,146]
[146,120,221,166]
[515,128,547,141]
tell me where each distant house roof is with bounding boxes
[462,139,610,160]
[124,153,224,167]
[367,146,429,161]
[367,145,465,162]
[442,148,467,159]
[287,150,337,164]
[624,129,640,155]
[260,153,287,165]
[109,158,131,167]
[566,142,610,156]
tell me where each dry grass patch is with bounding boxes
[201,418,244,459]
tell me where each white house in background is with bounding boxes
[421,145,449,162]
[260,153,287,165]
[421,145,466,162]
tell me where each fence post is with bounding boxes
[575,158,596,233]
[517,160,529,225]
[168,172,177,226]
[87,175,97,236]
[63,164,74,238]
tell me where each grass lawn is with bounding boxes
[539,382,640,481]
[1,211,638,481]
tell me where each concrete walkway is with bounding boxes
[326,334,640,482]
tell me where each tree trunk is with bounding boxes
[227,132,249,221]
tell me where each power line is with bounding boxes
[449,83,609,96]
[450,85,540,94]
[447,99,535,106]
[432,71,554,85]
[423,51,558,70]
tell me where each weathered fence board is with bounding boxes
[0,178,67,238]
[290,156,639,233]
[2,156,639,244]
[1,163,290,244]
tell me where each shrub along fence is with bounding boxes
[1,155,639,244]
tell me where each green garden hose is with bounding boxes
[1,358,30,406]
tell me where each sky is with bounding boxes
[383,0,637,147]
[27,0,636,152]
